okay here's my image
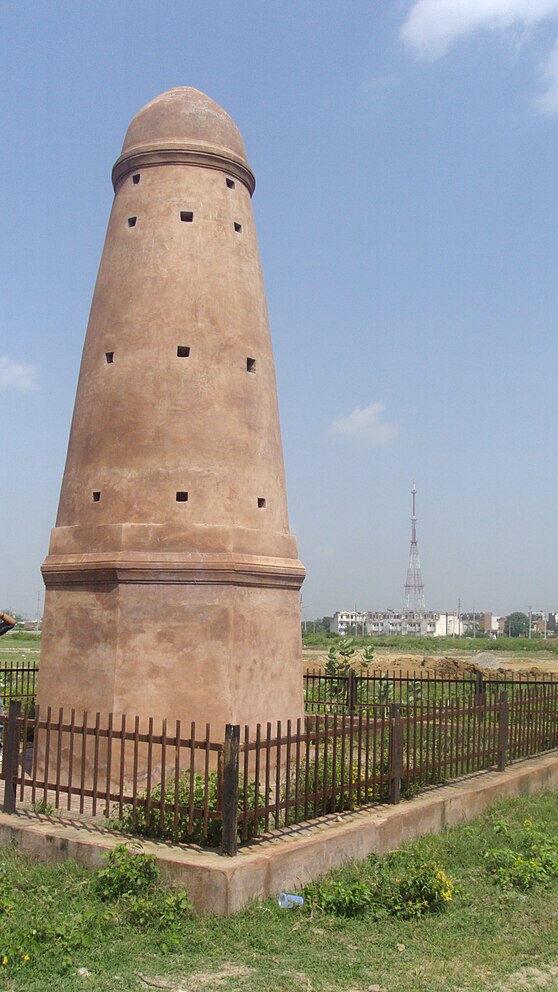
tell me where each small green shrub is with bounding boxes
[390,860,454,917]
[485,818,558,890]
[116,772,222,846]
[112,771,263,847]
[94,843,159,901]
[304,854,454,919]
[304,877,375,917]
[93,843,191,948]
[360,645,375,671]
[118,889,191,928]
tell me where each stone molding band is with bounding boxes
[42,553,305,591]
[112,145,256,196]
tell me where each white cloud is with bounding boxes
[537,37,558,111]
[401,0,558,59]
[330,402,398,446]
[0,357,38,393]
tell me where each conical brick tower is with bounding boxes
[39,88,305,734]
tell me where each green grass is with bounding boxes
[303,631,558,656]
[1,791,558,991]
[0,633,40,668]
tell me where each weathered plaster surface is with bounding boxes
[39,88,304,735]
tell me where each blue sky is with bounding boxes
[1,0,557,620]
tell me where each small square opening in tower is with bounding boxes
[176,491,189,502]
[177,346,190,358]
[247,357,256,373]
[132,174,141,184]
[234,222,242,233]
[105,352,114,364]
[92,491,101,502]
[180,211,194,222]
[128,216,137,227]
[226,178,235,189]
[257,497,266,508]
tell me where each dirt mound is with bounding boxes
[420,655,480,677]
[302,647,555,680]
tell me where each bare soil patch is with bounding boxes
[303,648,558,679]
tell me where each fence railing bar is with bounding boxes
[322,713,329,816]
[105,713,113,818]
[131,715,140,826]
[221,723,240,857]
[159,717,167,834]
[172,719,181,839]
[92,712,101,818]
[253,723,262,838]
[145,716,154,831]
[79,710,88,815]
[264,722,271,834]
[275,720,282,830]
[187,720,195,837]
[203,722,211,840]
[242,724,250,842]
[2,700,21,813]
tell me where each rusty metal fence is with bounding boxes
[303,667,558,714]
[0,662,38,706]
[1,677,557,855]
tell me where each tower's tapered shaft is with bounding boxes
[39,88,305,732]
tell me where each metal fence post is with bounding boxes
[475,671,485,701]
[221,724,240,856]
[2,700,21,814]
[497,691,508,772]
[389,704,402,804]
[347,669,357,715]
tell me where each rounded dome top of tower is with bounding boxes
[121,87,248,160]
[112,87,255,194]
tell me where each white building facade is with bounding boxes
[330,610,462,637]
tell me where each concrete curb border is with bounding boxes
[1,752,557,915]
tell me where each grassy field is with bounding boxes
[0,633,40,668]
[302,632,558,656]
[3,631,558,669]
[1,791,558,991]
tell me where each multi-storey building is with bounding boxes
[331,610,440,637]
[330,611,368,636]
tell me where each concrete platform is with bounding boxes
[1,752,557,915]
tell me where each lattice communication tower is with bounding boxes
[404,481,426,613]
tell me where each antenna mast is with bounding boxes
[404,480,426,613]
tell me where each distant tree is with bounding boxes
[301,616,334,636]
[505,612,530,638]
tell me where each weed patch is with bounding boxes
[1,792,558,991]
[484,816,558,890]
[304,852,454,919]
